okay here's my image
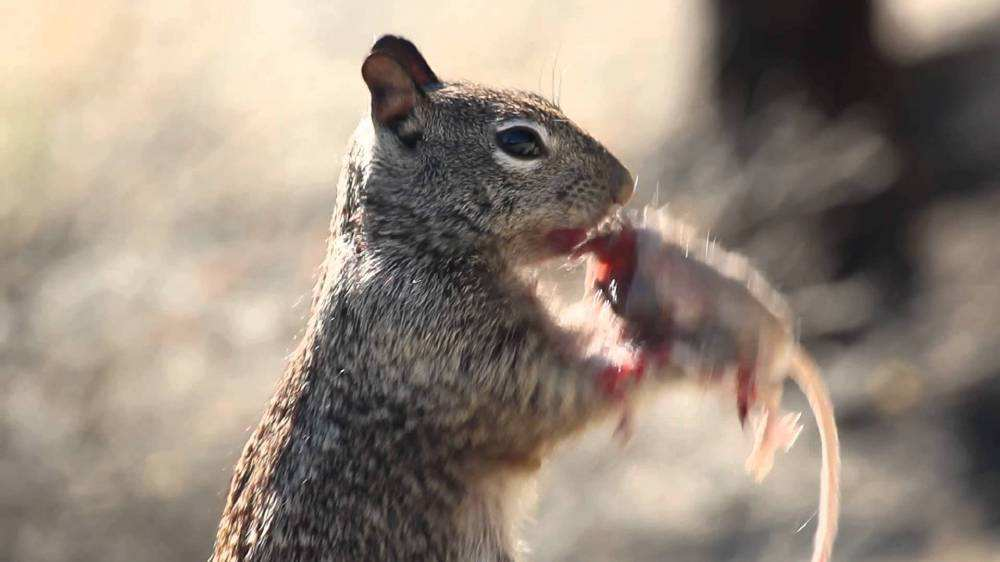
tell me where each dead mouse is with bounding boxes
[577,209,841,562]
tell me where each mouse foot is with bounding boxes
[745,408,803,483]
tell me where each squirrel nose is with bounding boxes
[610,163,635,205]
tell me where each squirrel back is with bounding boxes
[211,35,637,562]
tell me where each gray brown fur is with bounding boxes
[211,36,638,562]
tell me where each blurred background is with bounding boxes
[3,1,1000,560]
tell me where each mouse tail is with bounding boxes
[789,348,841,562]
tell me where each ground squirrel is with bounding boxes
[211,35,651,562]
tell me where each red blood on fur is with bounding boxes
[597,360,645,400]
[582,226,639,310]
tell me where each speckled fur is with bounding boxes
[211,39,636,562]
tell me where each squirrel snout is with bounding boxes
[610,164,635,205]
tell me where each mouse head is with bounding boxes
[580,225,639,314]
[356,35,634,264]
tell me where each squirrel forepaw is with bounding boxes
[597,358,646,400]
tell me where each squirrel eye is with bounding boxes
[496,126,546,159]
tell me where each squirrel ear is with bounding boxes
[362,53,417,126]
[370,35,439,89]
[362,36,439,127]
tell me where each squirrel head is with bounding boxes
[347,35,634,266]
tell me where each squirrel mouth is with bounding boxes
[546,208,626,256]
[545,228,590,254]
